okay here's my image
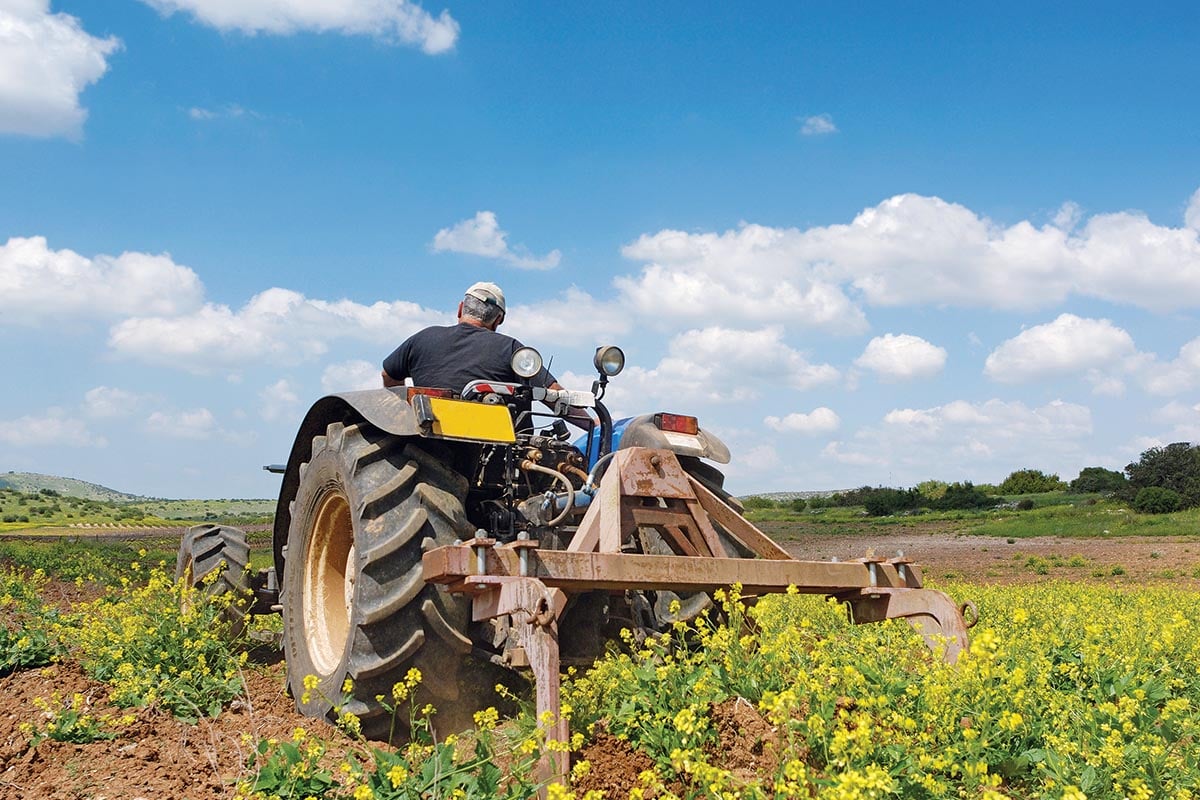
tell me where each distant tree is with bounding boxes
[999,469,1066,495]
[788,498,807,512]
[742,496,778,510]
[1070,467,1127,494]
[1132,486,1182,514]
[862,487,922,517]
[916,480,948,501]
[933,482,998,511]
[1124,442,1200,507]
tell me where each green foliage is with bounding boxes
[24,693,125,745]
[1016,498,1035,511]
[243,732,338,799]
[1132,486,1183,514]
[788,497,807,513]
[0,569,66,674]
[933,482,998,510]
[861,487,922,517]
[73,569,247,720]
[999,469,1067,495]
[1070,466,1128,494]
[741,496,778,510]
[0,539,173,585]
[1124,442,1200,507]
[916,480,949,500]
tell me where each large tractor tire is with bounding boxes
[175,523,252,637]
[280,419,478,741]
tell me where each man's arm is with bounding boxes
[547,381,596,431]
[382,370,403,388]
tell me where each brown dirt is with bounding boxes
[766,521,1200,586]
[0,656,361,800]
[572,727,658,798]
[707,697,782,779]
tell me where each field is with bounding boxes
[0,486,275,533]
[0,502,1198,798]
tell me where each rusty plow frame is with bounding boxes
[422,447,974,789]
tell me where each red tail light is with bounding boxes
[407,387,454,402]
[654,413,699,435]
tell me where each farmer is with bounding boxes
[380,281,558,394]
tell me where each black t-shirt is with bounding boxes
[382,323,556,394]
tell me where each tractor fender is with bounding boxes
[616,414,731,464]
[272,389,422,577]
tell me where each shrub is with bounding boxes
[1124,442,1200,507]
[862,487,921,517]
[999,468,1066,495]
[788,498,807,513]
[1016,498,1035,511]
[932,482,997,510]
[1070,466,1127,494]
[916,480,948,501]
[1132,486,1183,514]
[741,496,777,510]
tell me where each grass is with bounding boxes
[747,495,1200,540]
[0,488,273,532]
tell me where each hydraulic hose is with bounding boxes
[594,398,614,458]
[585,451,616,494]
[520,460,576,526]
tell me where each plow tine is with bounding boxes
[841,587,972,664]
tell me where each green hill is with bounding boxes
[0,472,146,502]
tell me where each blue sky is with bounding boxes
[2,0,1199,498]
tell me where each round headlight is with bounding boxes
[593,345,625,377]
[511,346,543,379]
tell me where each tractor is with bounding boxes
[177,344,973,785]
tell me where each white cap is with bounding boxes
[465,281,505,313]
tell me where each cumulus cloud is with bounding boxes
[83,386,141,418]
[431,211,561,270]
[0,236,204,326]
[765,407,840,435]
[799,113,837,135]
[1140,336,1200,395]
[618,189,1200,323]
[322,360,382,393]
[1186,188,1200,231]
[144,408,218,439]
[505,288,632,348]
[0,0,121,139]
[259,379,300,423]
[595,327,839,412]
[821,398,1094,484]
[854,334,947,381]
[139,0,459,53]
[109,288,448,371]
[0,408,105,447]
[984,314,1137,386]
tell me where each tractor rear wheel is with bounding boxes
[280,419,478,740]
[175,524,251,637]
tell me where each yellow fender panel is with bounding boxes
[427,397,516,443]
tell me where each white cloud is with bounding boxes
[618,189,1200,322]
[431,211,561,270]
[1186,188,1200,231]
[83,386,141,418]
[505,288,632,348]
[145,408,218,440]
[0,0,120,139]
[187,104,259,121]
[139,0,459,53]
[0,408,105,447]
[259,379,300,423]
[322,360,383,393]
[0,236,204,326]
[799,113,837,136]
[1140,336,1200,395]
[854,334,947,381]
[984,314,1137,385]
[594,327,839,412]
[807,398,1095,485]
[109,288,448,371]
[765,407,840,435]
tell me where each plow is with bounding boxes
[177,344,973,789]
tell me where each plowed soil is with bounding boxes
[2,528,1197,798]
